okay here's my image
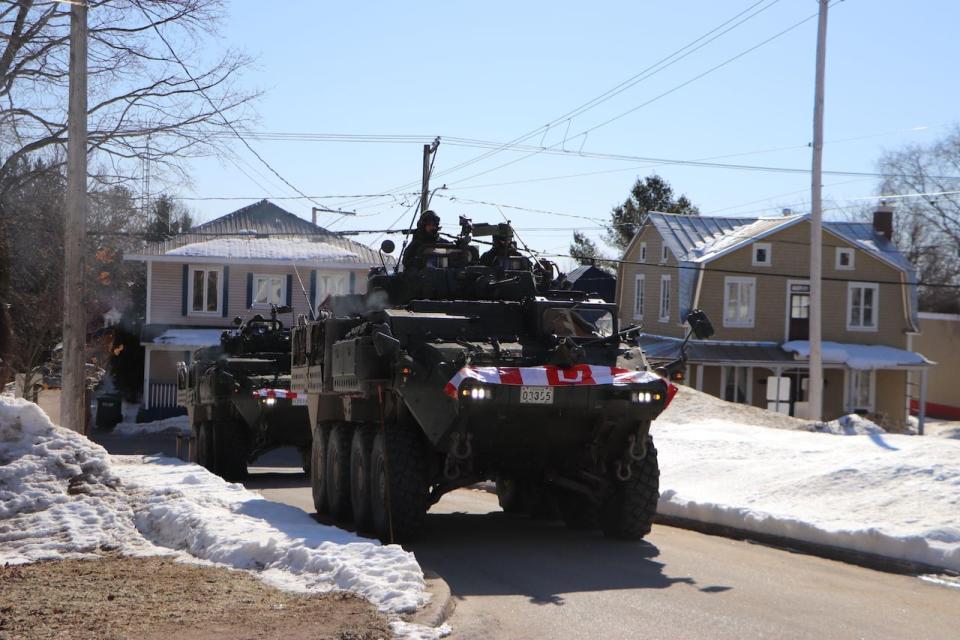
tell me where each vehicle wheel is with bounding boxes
[212,420,248,482]
[525,482,560,520]
[369,422,429,543]
[311,423,331,514]
[558,491,600,530]
[196,422,215,472]
[325,423,353,519]
[600,436,660,540]
[495,477,524,514]
[349,424,377,532]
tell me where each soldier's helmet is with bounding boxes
[417,210,441,239]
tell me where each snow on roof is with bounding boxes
[166,237,360,262]
[782,340,932,369]
[0,395,430,617]
[150,328,223,347]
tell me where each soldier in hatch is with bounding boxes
[479,230,525,270]
[402,209,445,270]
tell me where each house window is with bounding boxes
[639,242,647,263]
[836,248,854,270]
[752,242,772,266]
[189,266,221,314]
[253,274,285,307]
[848,369,875,412]
[659,275,671,322]
[660,244,669,263]
[633,274,645,320]
[723,277,756,328]
[847,282,878,331]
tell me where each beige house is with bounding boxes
[910,312,960,420]
[616,208,932,429]
[124,200,383,418]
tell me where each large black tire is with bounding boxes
[325,423,353,519]
[349,424,377,532]
[212,420,248,482]
[311,423,331,514]
[601,436,660,540]
[369,423,430,544]
[495,478,525,514]
[298,446,311,476]
[525,482,560,520]
[196,422,215,472]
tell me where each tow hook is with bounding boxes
[444,432,474,480]
[627,433,647,462]
[615,460,632,481]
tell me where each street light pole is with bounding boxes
[61,0,88,433]
[808,0,829,422]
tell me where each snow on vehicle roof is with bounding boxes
[166,237,360,262]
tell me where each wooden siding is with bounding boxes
[149,261,369,327]
[698,221,909,347]
[913,314,960,410]
[617,225,685,338]
[148,349,187,384]
[875,370,907,428]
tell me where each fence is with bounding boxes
[147,383,178,409]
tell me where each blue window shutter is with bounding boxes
[286,274,293,307]
[246,273,253,309]
[221,266,230,318]
[349,271,356,294]
[309,270,316,311]
[181,264,189,316]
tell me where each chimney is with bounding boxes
[311,206,318,226]
[782,208,792,217]
[872,202,894,241]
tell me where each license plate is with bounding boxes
[520,386,554,404]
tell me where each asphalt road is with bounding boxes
[91,433,959,640]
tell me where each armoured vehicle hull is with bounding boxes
[178,308,311,481]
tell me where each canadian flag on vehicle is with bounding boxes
[253,388,297,399]
[443,365,666,398]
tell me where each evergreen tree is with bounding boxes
[604,175,699,252]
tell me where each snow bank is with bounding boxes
[0,396,429,618]
[817,413,886,436]
[654,415,960,572]
[113,415,190,437]
[782,340,928,369]
[113,456,426,613]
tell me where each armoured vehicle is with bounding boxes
[291,219,713,543]
[178,304,311,481]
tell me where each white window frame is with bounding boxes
[846,282,879,332]
[633,274,645,320]
[659,275,671,323]
[187,265,223,316]
[836,247,855,270]
[722,276,756,328]
[660,244,670,264]
[639,242,647,263]
[252,274,286,308]
[752,242,772,267]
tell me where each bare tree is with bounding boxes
[877,127,960,312]
[0,0,257,196]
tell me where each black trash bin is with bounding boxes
[95,395,123,430]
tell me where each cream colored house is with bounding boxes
[616,208,932,429]
[910,312,960,420]
[124,200,383,418]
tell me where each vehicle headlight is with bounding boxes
[632,391,657,403]
[460,386,493,400]
[264,397,276,406]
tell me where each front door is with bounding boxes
[788,283,810,341]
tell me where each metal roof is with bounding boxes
[129,200,387,265]
[637,334,799,365]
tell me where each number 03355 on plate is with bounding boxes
[520,386,554,404]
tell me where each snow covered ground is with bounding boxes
[112,414,190,436]
[655,387,960,573]
[0,396,447,639]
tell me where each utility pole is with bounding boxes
[61,0,88,433]
[808,0,829,422]
[420,137,440,213]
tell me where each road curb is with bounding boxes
[409,570,456,628]
[655,514,958,578]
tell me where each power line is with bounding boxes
[137,3,334,214]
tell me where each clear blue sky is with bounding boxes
[180,0,960,266]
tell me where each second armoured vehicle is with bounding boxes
[178,304,312,481]
[291,218,713,542]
